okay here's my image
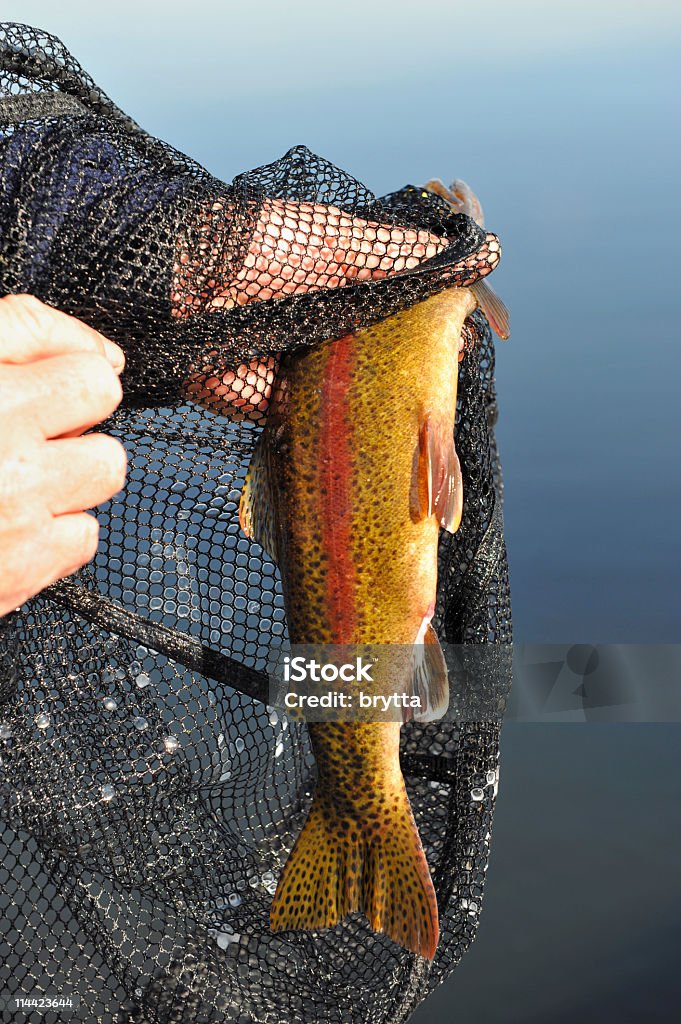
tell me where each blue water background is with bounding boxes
[8,1,680,642]
[5,3,681,1021]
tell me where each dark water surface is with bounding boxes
[413,724,681,1024]
[5,3,681,1020]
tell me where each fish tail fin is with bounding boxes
[270,792,439,959]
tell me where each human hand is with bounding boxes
[200,197,450,308]
[0,295,127,616]
[174,196,493,422]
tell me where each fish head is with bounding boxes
[422,178,511,341]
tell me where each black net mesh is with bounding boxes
[0,23,512,1024]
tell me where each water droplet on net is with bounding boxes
[262,874,278,895]
[101,784,115,802]
[35,713,51,730]
[486,770,497,785]
[228,892,242,907]
[470,787,485,802]
[163,735,180,753]
[133,716,148,731]
[235,737,245,754]
[0,722,12,740]
[136,673,151,689]
[103,698,118,712]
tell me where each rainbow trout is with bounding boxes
[240,182,508,958]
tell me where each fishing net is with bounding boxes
[0,22,512,1024]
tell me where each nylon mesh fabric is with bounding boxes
[0,23,512,1024]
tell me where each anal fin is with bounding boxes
[406,621,449,723]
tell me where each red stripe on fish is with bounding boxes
[318,334,357,641]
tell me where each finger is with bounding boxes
[219,198,451,306]
[439,231,501,287]
[0,512,99,613]
[44,512,101,581]
[285,201,447,271]
[0,294,125,371]
[41,433,128,515]
[8,351,123,439]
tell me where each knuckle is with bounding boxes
[2,293,45,318]
[0,441,41,513]
[69,352,122,412]
[0,294,48,347]
[0,364,44,421]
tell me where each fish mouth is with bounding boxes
[422,177,486,228]
[423,178,510,340]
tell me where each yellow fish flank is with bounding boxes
[239,277,490,959]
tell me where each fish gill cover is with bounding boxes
[0,22,511,1024]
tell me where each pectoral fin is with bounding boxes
[470,279,510,340]
[412,416,464,534]
[239,436,280,564]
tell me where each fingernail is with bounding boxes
[103,339,125,372]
